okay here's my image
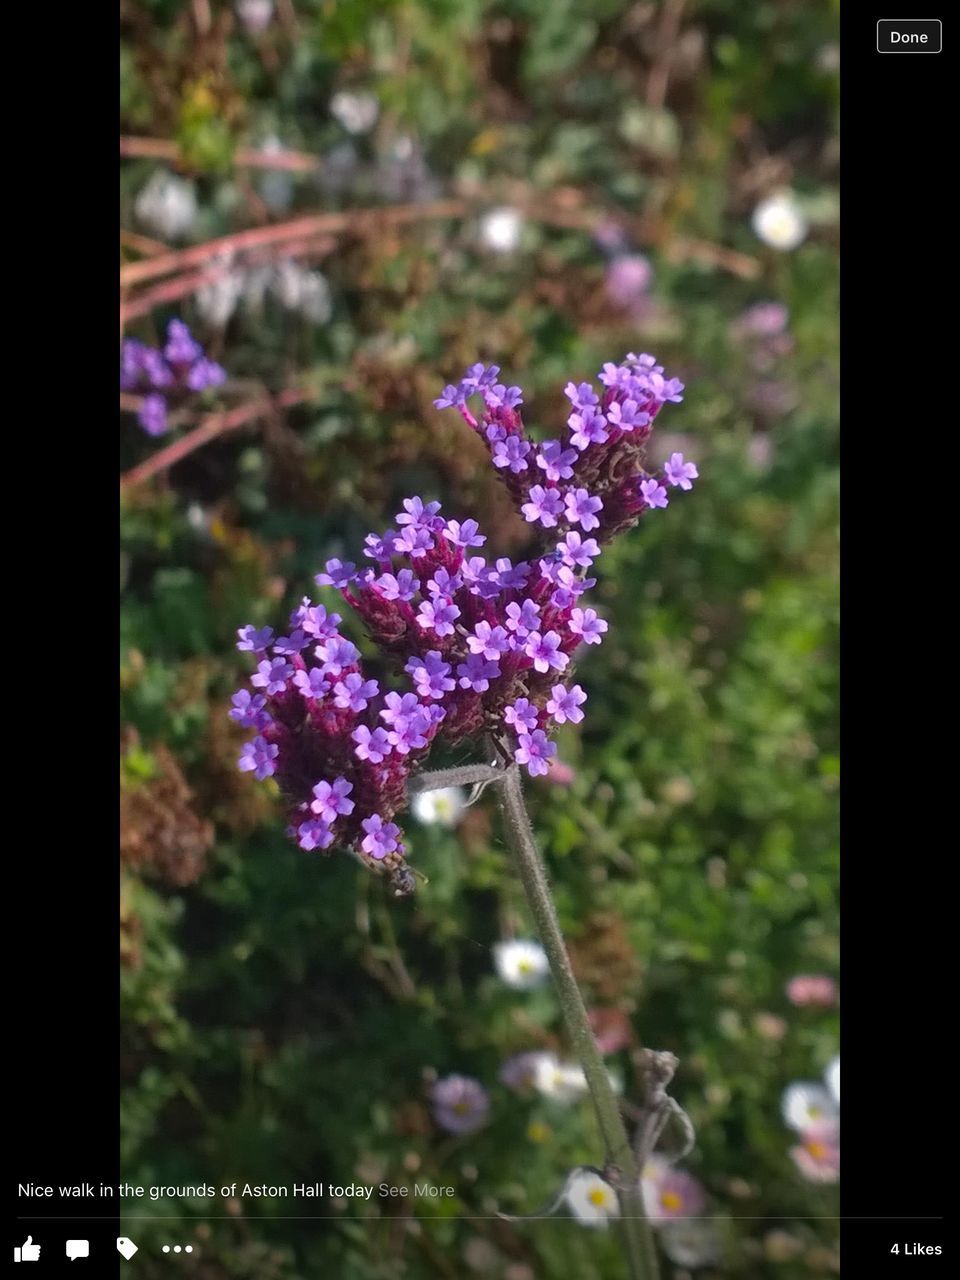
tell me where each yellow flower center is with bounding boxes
[806,1140,828,1160]
[588,1188,609,1208]
[661,1191,683,1212]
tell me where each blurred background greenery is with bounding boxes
[120,1,839,1276]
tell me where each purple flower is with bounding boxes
[467,622,512,660]
[229,689,270,729]
[461,362,500,392]
[388,708,433,754]
[499,1052,542,1092]
[663,452,699,491]
[273,629,308,655]
[605,254,653,307]
[293,667,330,700]
[315,559,357,588]
[485,383,524,409]
[434,384,465,410]
[638,477,669,509]
[457,653,501,692]
[186,357,227,392]
[492,436,532,473]
[606,398,650,430]
[568,406,608,451]
[536,440,578,482]
[546,683,587,725]
[524,631,569,674]
[563,488,603,531]
[426,567,460,598]
[164,320,202,367]
[515,730,558,777]
[140,348,173,390]
[315,636,360,675]
[310,777,355,823]
[485,423,507,444]
[504,698,539,732]
[406,651,456,700]
[569,607,608,645]
[364,530,399,559]
[237,624,274,653]
[521,485,565,527]
[396,496,442,529]
[361,813,402,860]
[333,672,380,711]
[442,518,486,548]
[295,604,340,639]
[416,597,460,637]
[395,525,434,558]
[505,599,541,637]
[120,339,146,390]
[564,381,599,410]
[352,725,392,763]
[379,691,424,730]
[431,1075,490,1135]
[251,656,295,695]
[238,735,279,780]
[137,394,168,437]
[375,569,419,601]
[557,531,600,567]
[298,818,334,851]
[492,558,531,591]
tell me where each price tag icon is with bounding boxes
[117,1237,139,1260]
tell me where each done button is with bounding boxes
[877,19,942,52]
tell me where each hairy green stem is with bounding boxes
[494,761,660,1280]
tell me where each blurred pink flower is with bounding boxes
[605,254,653,309]
[641,1158,707,1222]
[786,975,838,1008]
[541,757,576,786]
[588,1007,632,1055]
[789,1127,840,1183]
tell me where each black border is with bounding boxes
[841,1,952,1273]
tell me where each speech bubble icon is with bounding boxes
[66,1240,90,1260]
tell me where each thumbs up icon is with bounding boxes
[14,1235,41,1261]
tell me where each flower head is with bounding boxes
[493,939,549,990]
[431,1075,490,1134]
[564,1170,620,1228]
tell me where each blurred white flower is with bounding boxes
[257,135,295,213]
[241,265,274,312]
[269,261,332,322]
[135,171,197,241]
[330,90,380,135]
[781,1082,838,1133]
[298,271,333,324]
[564,1170,620,1228]
[532,1053,589,1104]
[658,1217,722,1268]
[479,207,524,253]
[235,0,274,36]
[825,1056,839,1106]
[195,256,245,328]
[752,191,808,251]
[493,939,549,990]
[412,786,466,828]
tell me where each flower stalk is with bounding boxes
[490,752,660,1280]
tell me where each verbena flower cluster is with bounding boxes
[120,320,226,437]
[233,353,695,889]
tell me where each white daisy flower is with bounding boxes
[752,191,808,251]
[135,171,197,242]
[493,939,549,990]
[479,207,524,253]
[825,1056,839,1106]
[533,1053,590,1104]
[330,91,380,135]
[781,1082,838,1133]
[564,1169,620,1228]
[411,786,466,828]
